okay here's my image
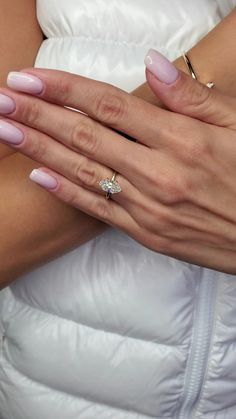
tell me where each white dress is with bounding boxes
[1,1,236,418]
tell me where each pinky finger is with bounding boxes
[29,167,137,231]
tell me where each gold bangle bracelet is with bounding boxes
[182,52,214,89]
[182,52,197,80]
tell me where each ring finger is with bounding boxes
[0,118,135,204]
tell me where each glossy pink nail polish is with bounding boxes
[144,49,179,84]
[0,120,24,144]
[29,169,58,189]
[0,94,16,114]
[7,72,44,94]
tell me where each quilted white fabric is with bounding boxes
[1,1,236,418]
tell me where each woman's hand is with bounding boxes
[0,51,236,273]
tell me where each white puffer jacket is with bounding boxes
[1,1,236,418]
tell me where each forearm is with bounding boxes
[0,1,107,289]
[132,7,236,104]
[0,0,43,160]
[0,152,106,288]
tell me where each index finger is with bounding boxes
[7,68,175,148]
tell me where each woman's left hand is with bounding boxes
[1,50,236,273]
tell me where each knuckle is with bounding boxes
[27,136,47,161]
[159,175,188,204]
[20,101,41,126]
[48,76,71,103]
[181,81,211,111]
[56,79,71,102]
[72,159,97,188]
[185,137,212,165]
[95,90,128,126]
[70,120,98,155]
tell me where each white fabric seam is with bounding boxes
[0,355,164,419]
[40,35,180,52]
[9,292,183,349]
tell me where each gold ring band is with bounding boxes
[106,171,117,200]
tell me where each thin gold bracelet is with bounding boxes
[182,52,214,89]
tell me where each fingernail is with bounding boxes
[0,94,16,114]
[29,169,58,189]
[7,72,44,94]
[144,49,179,84]
[0,120,24,144]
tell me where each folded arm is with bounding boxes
[1,4,236,288]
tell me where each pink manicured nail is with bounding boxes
[29,169,58,189]
[0,94,16,114]
[7,72,44,94]
[0,120,24,144]
[144,49,179,84]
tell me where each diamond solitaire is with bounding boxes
[99,178,121,195]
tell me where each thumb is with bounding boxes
[145,49,236,128]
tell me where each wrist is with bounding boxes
[178,8,236,96]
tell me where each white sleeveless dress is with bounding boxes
[1,1,236,418]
